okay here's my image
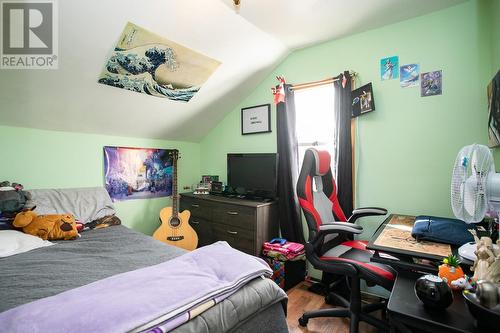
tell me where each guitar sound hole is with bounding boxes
[169,216,181,227]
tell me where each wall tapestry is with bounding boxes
[380,56,399,80]
[104,146,173,201]
[399,63,420,88]
[98,22,220,102]
[421,70,442,97]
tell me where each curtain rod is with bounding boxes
[291,72,357,91]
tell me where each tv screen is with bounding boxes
[227,153,278,199]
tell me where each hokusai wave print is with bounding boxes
[104,146,174,201]
[98,22,220,102]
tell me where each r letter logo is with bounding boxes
[1,0,58,69]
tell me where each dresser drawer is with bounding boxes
[212,222,255,255]
[180,197,212,220]
[212,204,255,230]
[187,216,214,247]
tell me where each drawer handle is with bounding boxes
[227,211,239,215]
[191,204,200,208]
[227,230,238,235]
[191,220,200,225]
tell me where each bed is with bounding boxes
[0,188,288,333]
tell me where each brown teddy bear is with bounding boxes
[13,211,79,240]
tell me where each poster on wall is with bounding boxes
[380,56,399,80]
[421,70,442,97]
[104,146,173,201]
[399,64,420,88]
[351,83,375,118]
[488,71,500,147]
[98,22,220,102]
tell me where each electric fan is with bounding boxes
[451,144,500,260]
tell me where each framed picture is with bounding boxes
[241,104,271,135]
[351,83,375,118]
[488,71,500,147]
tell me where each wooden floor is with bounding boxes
[286,282,379,333]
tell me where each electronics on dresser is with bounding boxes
[227,153,278,200]
[210,181,224,194]
[193,183,210,195]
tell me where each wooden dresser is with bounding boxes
[179,192,279,256]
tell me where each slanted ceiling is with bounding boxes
[0,0,466,142]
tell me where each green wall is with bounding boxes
[200,1,491,238]
[0,125,200,235]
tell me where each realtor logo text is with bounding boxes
[1,0,58,69]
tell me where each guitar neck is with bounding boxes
[172,153,178,217]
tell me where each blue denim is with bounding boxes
[411,216,475,246]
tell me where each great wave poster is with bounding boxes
[98,22,220,102]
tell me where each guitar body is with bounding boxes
[153,207,198,251]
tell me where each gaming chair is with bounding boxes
[296,148,396,333]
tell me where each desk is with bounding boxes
[367,214,478,332]
[388,271,477,333]
[367,214,455,273]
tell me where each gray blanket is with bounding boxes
[0,226,287,332]
[28,187,116,223]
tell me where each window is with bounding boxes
[294,84,336,174]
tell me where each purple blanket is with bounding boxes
[0,241,272,333]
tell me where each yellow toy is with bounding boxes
[13,210,79,240]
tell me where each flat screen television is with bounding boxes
[227,153,278,199]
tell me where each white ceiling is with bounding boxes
[0,0,466,142]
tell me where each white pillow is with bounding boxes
[0,230,54,258]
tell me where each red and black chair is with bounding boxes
[296,148,395,333]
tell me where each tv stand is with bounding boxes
[179,192,279,256]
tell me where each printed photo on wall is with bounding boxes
[488,71,500,147]
[104,146,174,201]
[421,70,442,97]
[98,22,220,102]
[351,83,375,118]
[400,64,420,88]
[380,56,399,80]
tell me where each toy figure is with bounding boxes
[472,237,496,281]
[450,275,474,290]
[438,255,464,288]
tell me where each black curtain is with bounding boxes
[276,84,305,243]
[333,71,353,218]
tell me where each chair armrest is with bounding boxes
[348,207,387,224]
[318,222,363,235]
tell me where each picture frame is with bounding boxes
[241,104,271,135]
[351,83,375,118]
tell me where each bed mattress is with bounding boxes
[0,225,287,332]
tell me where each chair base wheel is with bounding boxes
[298,316,308,327]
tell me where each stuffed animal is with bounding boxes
[13,211,79,240]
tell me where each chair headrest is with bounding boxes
[308,148,331,176]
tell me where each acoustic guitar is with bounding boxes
[153,150,198,251]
